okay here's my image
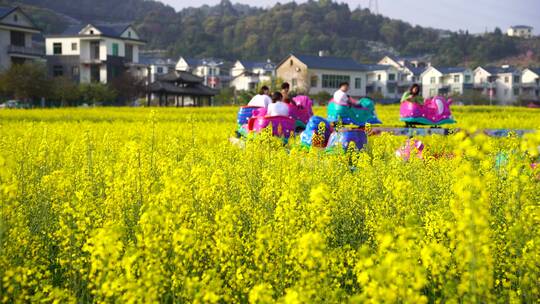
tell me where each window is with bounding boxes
[157,67,164,74]
[388,74,396,81]
[322,75,350,89]
[125,45,133,62]
[504,76,509,83]
[53,43,62,55]
[10,31,25,47]
[388,86,395,94]
[513,88,519,96]
[430,77,436,84]
[465,75,471,83]
[128,31,132,38]
[310,75,318,88]
[72,66,79,76]
[112,43,119,56]
[355,77,362,89]
[71,43,77,51]
[454,75,460,83]
[289,60,293,66]
[90,30,94,35]
[13,14,18,22]
[377,74,381,81]
[53,65,63,77]
[513,75,520,83]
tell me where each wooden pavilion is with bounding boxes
[147,71,217,106]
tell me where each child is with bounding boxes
[333,82,351,106]
[267,92,289,117]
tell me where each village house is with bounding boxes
[507,25,534,39]
[378,55,427,95]
[473,66,521,104]
[521,68,540,101]
[176,57,230,89]
[421,66,474,98]
[276,53,369,98]
[0,6,43,71]
[45,23,146,83]
[230,59,275,91]
[364,64,402,99]
[139,56,176,84]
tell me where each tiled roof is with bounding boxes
[527,68,540,75]
[436,67,468,74]
[408,67,426,76]
[59,23,135,39]
[359,64,392,72]
[510,25,533,29]
[239,60,275,71]
[292,54,364,71]
[0,6,15,18]
[482,66,518,74]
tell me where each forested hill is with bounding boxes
[2,0,539,66]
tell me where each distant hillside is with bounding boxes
[2,0,539,66]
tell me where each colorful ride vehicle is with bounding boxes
[400,96,456,126]
[327,96,382,126]
[300,116,333,148]
[327,128,368,151]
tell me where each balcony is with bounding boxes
[7,45,44,58]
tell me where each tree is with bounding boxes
[109,71,146,106]
[0,62,51,106]
[79,83,117,106]
[51,76,81,107]
[215,87,235,105]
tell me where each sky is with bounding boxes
[160,0,540,34]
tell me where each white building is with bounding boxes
[378,55,427,95]
[45,23,146,83]
[176,57,226,89]
[473,66,521,104]
[230,60,275,91]
[364,64,402,99]
[507,25,534,39]
[276,53,368,97]
[521,68,540,100]
[139,56,176,83]
[0,6,43,71]
[421,66,474,98]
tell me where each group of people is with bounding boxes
[246,80,423,115]
[247,83,293,117]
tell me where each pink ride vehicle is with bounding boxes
[400,96,456,127]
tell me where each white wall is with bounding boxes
[308,69,367,97]
[45,38,81,56]
[522,69,539,84]
[0,10,35,28]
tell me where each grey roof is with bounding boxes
[139,56,176,66]
[157,71,204,83]
[408,67,426,76]
[482,66,518,74]
[54,23,143,42]
[239,60,275,71]
[529,68,540,75]
[292,54,365,71]
[510,25,533,29]
[148,81,217,96]
[359,64,392,72]
[182,57,224,67]
[62,23,129,37]
[436,67,468,74]
[0,6,15,18]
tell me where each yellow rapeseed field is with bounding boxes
[0,106,539,303]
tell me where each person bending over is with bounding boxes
[247,86,272,108]
[267,92,289,117]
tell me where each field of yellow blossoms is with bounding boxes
[0,106,539,303]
